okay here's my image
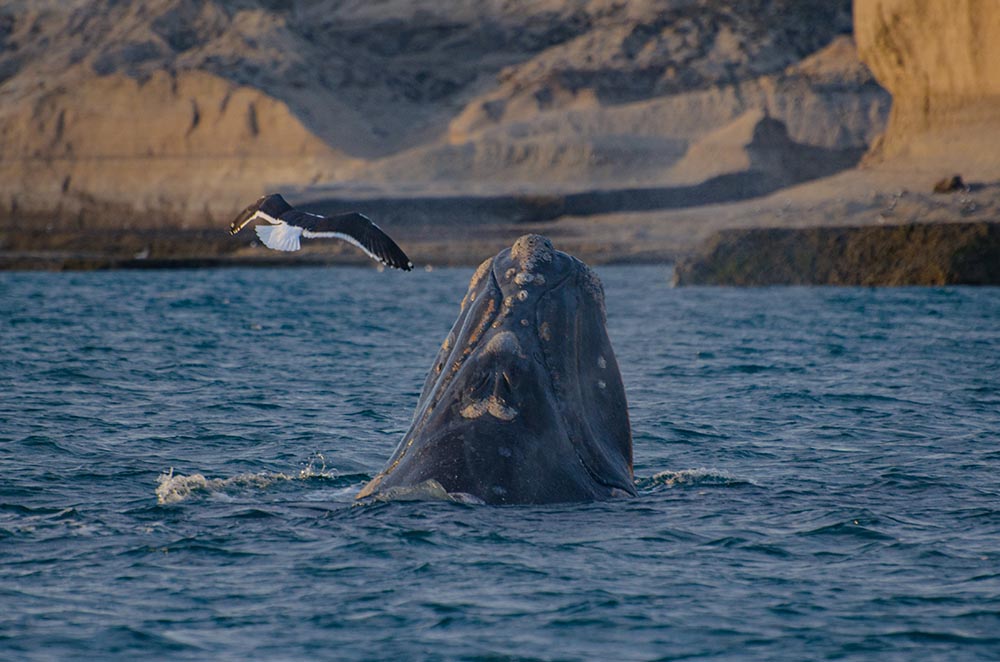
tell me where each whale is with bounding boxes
[357,235,636,505]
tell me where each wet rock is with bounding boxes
[933,175,966,194]
[673,221,1000,286]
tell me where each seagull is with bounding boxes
[229,193,413,271]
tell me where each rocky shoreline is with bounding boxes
[0,220,676,272]
[5,174,1000,276]
[4,2,1000,282]
[673,221,1000,286]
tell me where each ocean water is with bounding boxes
[2,265,999,661]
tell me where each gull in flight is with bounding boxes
[229,193,413,271]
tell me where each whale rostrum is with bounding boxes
[358,235,635,505]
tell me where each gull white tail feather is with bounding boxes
[256,224,303,252]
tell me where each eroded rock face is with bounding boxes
[0,0,890,220]
[357,235,634,505]
[856,0,1000,113]
[855,0,1000,170]
[0,68,347,217]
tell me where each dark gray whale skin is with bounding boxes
[357,235,636,505]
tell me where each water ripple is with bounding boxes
[2,268,999,660]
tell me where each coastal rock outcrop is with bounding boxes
[673,222,1000,286]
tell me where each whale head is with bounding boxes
[358,235,635,504]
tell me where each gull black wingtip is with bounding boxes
[390,259,414,272]
[228,193,414,272]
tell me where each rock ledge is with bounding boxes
[673,221,1000,286]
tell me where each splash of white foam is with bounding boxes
[156,454,338,505]
[638,468,757,491]
[297,453,337,480]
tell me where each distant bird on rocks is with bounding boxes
[229,193,413,271]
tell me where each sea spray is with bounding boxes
[635,468,759,492]
[155,454,338,505]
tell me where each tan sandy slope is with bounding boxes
[0,0,886,221]
[3,0,999,269]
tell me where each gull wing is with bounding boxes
[281,210,413,271]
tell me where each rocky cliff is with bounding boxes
[0,68,348,220]
[855,0,1000,178]
[0,0,888,225]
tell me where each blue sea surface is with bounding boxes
[2,265,999,661]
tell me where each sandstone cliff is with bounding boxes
[0,0,888,224]
[855,0,1000,178]
[0,69,350,220]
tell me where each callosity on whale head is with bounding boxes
[357,235,636,505]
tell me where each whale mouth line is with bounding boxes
[379,262,575,482]
[373,265,507,482]
[358,235,634,505]
[573,444,632,494]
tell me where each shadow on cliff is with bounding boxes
[304,143,863,227]
[304,113,864,226]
